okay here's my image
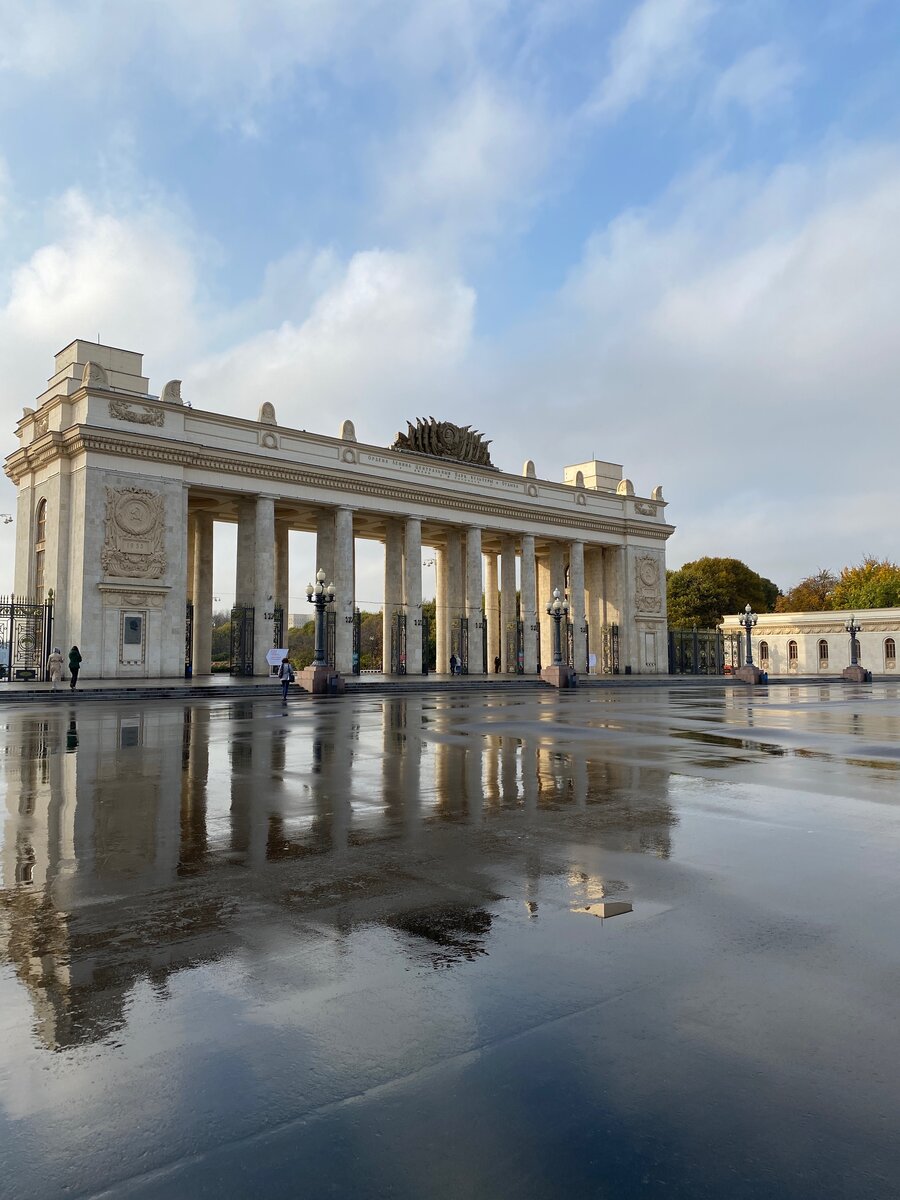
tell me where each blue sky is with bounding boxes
[1,0,899,603]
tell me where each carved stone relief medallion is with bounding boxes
[101,487,167,579]
[635,554,662,613]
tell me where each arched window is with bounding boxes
[788,640,798,661]
[759,641,769,663]
[818,639,829,664]
[34,499,47,604]
[885,638,896,667]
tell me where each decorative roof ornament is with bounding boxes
[392,417,495,468]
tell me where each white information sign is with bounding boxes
[266,648,289,666]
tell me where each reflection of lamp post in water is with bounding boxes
[305,568,335,668]
[545,588,569,666]
[739,604,758,666]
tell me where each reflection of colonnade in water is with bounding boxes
[0,700,675,1048]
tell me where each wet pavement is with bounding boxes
[1,684,899,1199]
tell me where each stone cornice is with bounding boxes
[6,425,675,542]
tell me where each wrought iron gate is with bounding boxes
[565,620,574,669]
[273,605,284,650]
[505,619,524,674]
[326,611,336,668]
[229,605,254,675]
[451,616,468,673]
[0,594,54,682]
[352,608,361,675]
[482,612,488,674]
[421,613,432,674]
[391,613,407,674]
[600,623,620,674]
[667,628,727,675]
[185,601,193,677]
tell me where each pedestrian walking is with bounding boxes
[47,647,64,690]
[279,655,294,701]
[449,653,457,675]
[68,645,82,690]
[494,655,501,674]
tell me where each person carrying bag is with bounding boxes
[279,656,295,701]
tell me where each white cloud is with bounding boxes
[470,143,900,583]
[711,43,802,117]
[187,249,475,438]
[376,81,550,249]
[588,0,715,120]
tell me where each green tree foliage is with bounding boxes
[829,557,900,610]
[775,569,837,612]
[422,598,437,671]
[667,557,779,629]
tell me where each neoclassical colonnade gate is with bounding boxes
[6,342,674,680]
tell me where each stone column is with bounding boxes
[334,507,355,674]
[316,509,335,581]
[191,511,214,676]
[465,527,484,674]
[485,551,500,673]
[403,517,423,674]
[254,496,276,675]
[235,498,256,607]
[383,520,403,673]
[604,546,631,672]
[446,528,464,671]
[274,521,290,615]
[520,534,538,674]
[585,547,605,673]
[537,553,551,669]
[186,512,197,602]
[436,545,449,673]
[500,535,517,672]
[569,540,586,673]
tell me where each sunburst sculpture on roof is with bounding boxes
[392,417,495,468]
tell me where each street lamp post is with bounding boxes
[545,587,570,666]
[845,614,861,668]
[305,568,335,668]
[739,603,758,667]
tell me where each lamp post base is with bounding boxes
[298,665,346,695]
[841,665,868,682]
[735,664,764,684]
[541,664,577,689]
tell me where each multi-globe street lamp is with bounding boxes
[545,587,570,666]
[739,603,758,667]
[305,568,335,668]
[845,613,861,668]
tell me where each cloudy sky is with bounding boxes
[1,0,898,605]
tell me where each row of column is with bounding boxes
[187,497,628,677]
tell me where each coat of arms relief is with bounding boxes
[101,487,167,579]
[634,554,663,613]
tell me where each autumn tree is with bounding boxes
[775,569,837,612]
[666,557,779,628]
[829,557,900,610]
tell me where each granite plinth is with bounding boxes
[541,664,577,689]
[298,665,346,695]
[842,665,868,682]
[735,664,764,684]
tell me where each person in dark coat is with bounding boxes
[449,653,457,675]
[494,655,501,674]
[68,646,82,690]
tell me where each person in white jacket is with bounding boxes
[47,647,64,691]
